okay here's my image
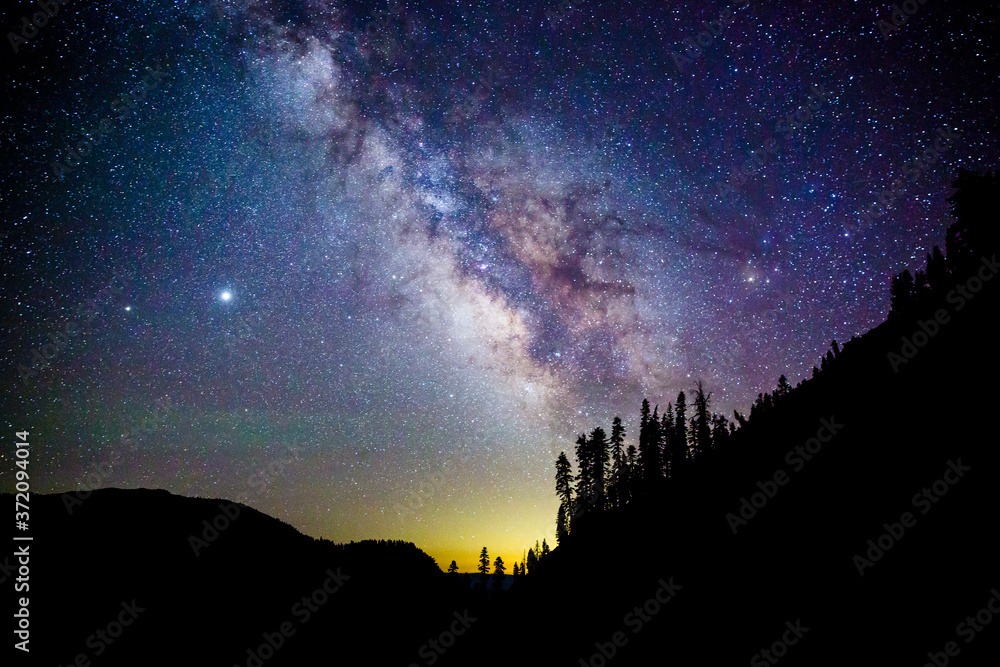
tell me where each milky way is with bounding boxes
[1,0,997,570]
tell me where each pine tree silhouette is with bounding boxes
[625,443,638,502]
[927,245,948,295]
[639,400,661,491]
[688,416,697,459]
[711,413,730,450]
[590,426,609,511]
[555,451,574,519]
[674,391,688,467]
[775,374,791,399]
[609,416,625,509]
[573,433,592,525]
[889,270,915,318]
[478,547,490,589]
[492,556,506,592]
[946,169,999,273]
[693,381,712,459]
[663,403,675,478]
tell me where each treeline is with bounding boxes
[316,537,442,576]
[444,539,552,593]
[888,169,1000,320]
[552,381,747,543]
[553,167,999,546]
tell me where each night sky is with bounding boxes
[1,0,997,571]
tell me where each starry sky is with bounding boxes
[1,0,997,571]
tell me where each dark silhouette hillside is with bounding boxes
[433,169,1000,666]
[1,488,479,667]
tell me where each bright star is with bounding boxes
[220,290,232,302]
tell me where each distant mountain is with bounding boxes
[1,488,473,666]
